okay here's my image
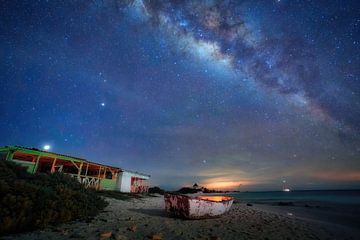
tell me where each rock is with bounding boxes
[151,234,162,240]
[210,237,221,240]
[114,234,128,240]
[173,229,183,235]
[100,231,112,239]
[127,225,137,232]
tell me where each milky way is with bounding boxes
[128,0,359,133]
[1,0,359,190]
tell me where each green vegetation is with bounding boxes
[0,160,107,236]
[148,186,165,195]
[176,187,201,194]
[176,186,229,194]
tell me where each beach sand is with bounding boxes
[3,195,359,240]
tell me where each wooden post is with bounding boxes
[33,155,41,174]
[85,163,89,176]
[6,150,15,161]
[51,158,57,173]
[78,162,83,177]
[103,167,107,179]
[97,166,102,179]
[70,160,80,170]
[97,166,102,190]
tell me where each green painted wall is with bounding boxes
[100,179,117,190]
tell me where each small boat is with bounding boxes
[164,193,234,219]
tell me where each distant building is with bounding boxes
[0,146,150,193]
[118,170,150,193]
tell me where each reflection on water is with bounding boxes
[229,190,360,205]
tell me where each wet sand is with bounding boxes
[2,195,359,240]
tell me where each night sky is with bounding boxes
[1,0,359,190]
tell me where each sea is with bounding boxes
[228,189,360,205]
[228,189,360,233]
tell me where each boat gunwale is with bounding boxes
[165,193,234,203]
[195,196,234,203]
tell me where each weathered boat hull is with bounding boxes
[164,193,234,219]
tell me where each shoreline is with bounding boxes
[3,194,359,240]
[243,202,360,238]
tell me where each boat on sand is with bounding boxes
[164,193,234,219]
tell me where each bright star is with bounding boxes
[43,145,51,151]
[101,102,105,107]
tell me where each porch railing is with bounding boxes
[69,174,101,189]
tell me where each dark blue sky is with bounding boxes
[1,0,359,190]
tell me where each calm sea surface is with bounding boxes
[229,190,360,205]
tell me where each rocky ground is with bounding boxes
[2,195,358,240]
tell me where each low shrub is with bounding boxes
[176,187,201,194]
[148,186,165,195]
[0,160,107,236]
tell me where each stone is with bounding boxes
[100,231,112,239]
[114,234,128,240]
[210,237,221,240]
[151,234,162,240]
[127,225,137,232]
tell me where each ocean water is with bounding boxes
[229,189,360,205]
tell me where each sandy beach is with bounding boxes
[2,194,359,240]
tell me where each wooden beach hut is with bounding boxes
[0,146,150,192]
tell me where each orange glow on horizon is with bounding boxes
[202,180,252,190]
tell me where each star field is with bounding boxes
[0,0,359,190]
